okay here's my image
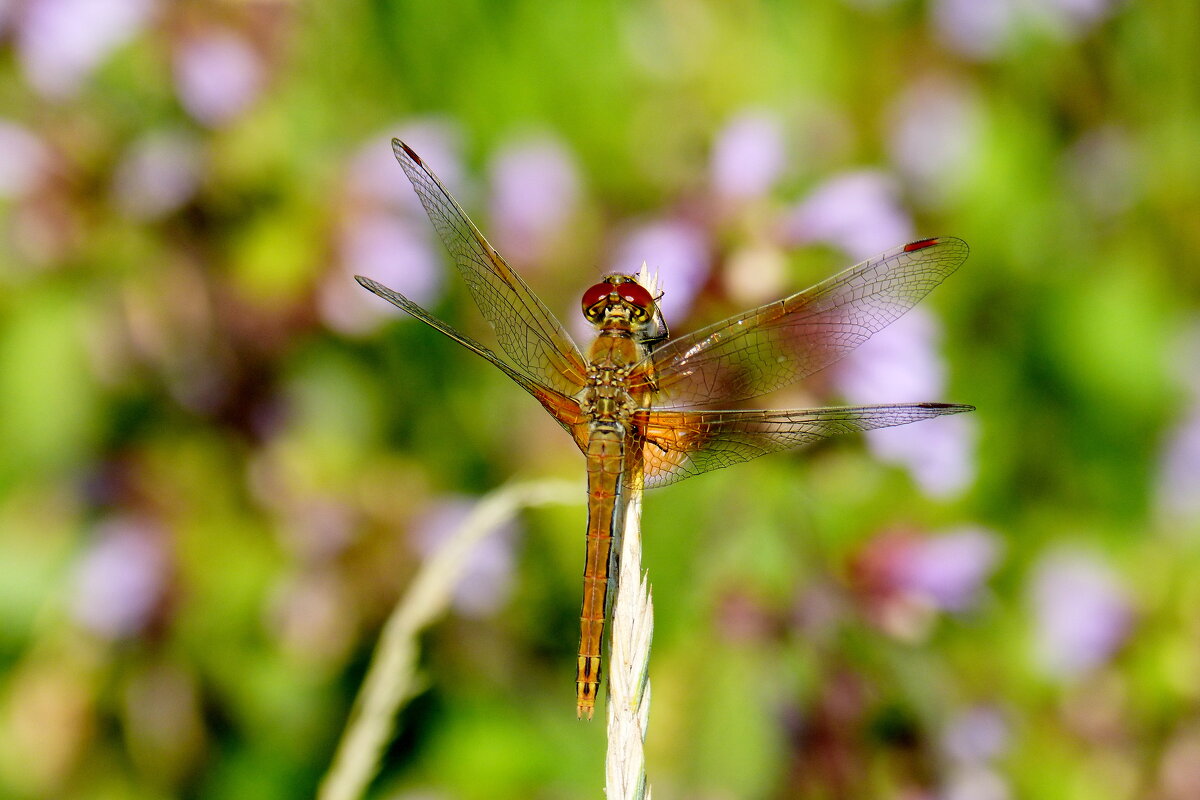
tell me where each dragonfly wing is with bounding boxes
[636,402,974,488]
[639,237,969,408]
[357,276,587,434]
[391,139,590,396]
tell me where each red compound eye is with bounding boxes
[581,282,612,317]
[616,280,654,312]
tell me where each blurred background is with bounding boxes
[1,0,1198,798]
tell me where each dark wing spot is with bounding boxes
[395,139,422,165]
[903,237,939,252]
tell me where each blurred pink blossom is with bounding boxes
[609,219,710,322]
[320,211,442,336]
[173,30,264,127]
[16,0,155,98]
[838,309,977,497]
[348,120,464,214]
[413,497,517,618]
[710,110,787,202]
[0,120,49,198]
[942,706,1010,763]
[851,527,1000,640]
[329,124,466,336]
[940,705,1012,800]
[1029,548,1133,678]
[111,130,203,220]
[781,171,913,260]
[869,415,976,498]
[933,0,1124,59]
[1156,406,1200,522]
[488,135,581,264]
[932,0,1017,60]
[72,517,168,639]
[840,308,944,401]
[885,76,981,206]
[901,527,1002,612]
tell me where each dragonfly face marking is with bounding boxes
[356,138,974,719]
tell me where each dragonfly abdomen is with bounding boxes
[577,423,626,720]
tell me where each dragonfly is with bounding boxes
[357,139,973,720]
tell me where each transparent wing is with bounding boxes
[636,237,969,409]
[636,402,973,488]
[356,276,587,434]
[391,139,589,395]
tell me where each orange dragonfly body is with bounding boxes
[358,140,973,719]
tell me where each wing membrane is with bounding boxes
[638,238,969,408]
[356,276,586,433]
[391,139,589,395]
[637,402,973,488]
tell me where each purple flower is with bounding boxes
[869,415,976,498]
[328,123,466,336]
[0,120,48,198]
[320,211,442,336]
[1156,405,1200,522]
[942,706,1010,763]
[173,30,263,127]
[885,76,981,206]
[110,130,203,220]
[608,219,710,322]
[710,110,787,202]
[781,171,913,261]
[0,0,14,34]
[487,135,581,264]
[72,517,168,639]
[900,527,1002,612]
[837,309,977,497]
[850,528,999,641]
[412,497,517,618]
[1029,548,1133,678]
[839,308,945,400]
[16,0,155,99]
[347,120,464,214]
[931,0,1017,60]
[932,0,1122,59]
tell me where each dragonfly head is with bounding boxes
[581,275,657,327]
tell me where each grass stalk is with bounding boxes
[605,464,653,799]
[318,479,579,800]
